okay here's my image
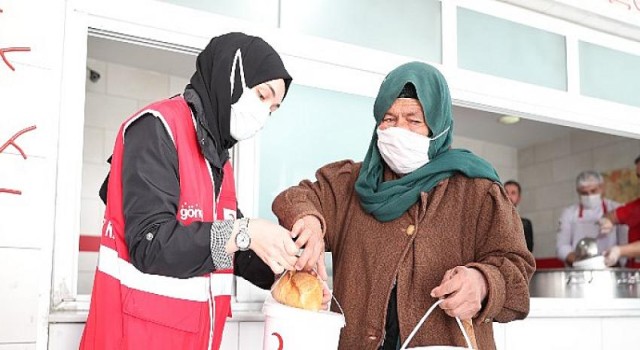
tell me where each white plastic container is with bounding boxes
[573,255,606,269]
[400,299,473,350]
[262,295,345,350]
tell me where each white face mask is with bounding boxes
[229,49,271,141]
[376,126,449,174]
[580,193,601,209]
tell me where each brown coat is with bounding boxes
[273,160,535,350]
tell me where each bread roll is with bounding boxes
[271,271,323,311]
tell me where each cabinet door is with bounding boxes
[220,322,239,350]
[239,322,265,350]
[602,317,640,348]
[492,323,506,350]
[0,345,36,350]
[504,318,601,350]
[48,323,84,350]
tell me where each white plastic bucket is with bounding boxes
[262,295,345,350]
[400,299,474,350]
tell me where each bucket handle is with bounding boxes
[399,299,473,350]
[328,287,345,315]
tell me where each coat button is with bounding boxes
[406,224,416,236]
[145,232,154,241]
[483,318,492,323]
[368,335,378,341]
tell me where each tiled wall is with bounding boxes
[454,135,519,183]
[518,130,640,258]
[79,58,189,294]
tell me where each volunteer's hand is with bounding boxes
[320,280,331,311]
[604,246,621,267]
[290,215,328,281]
[598,217,614,235]
[248,218,299,274]
[430,266,488,320]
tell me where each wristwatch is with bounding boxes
[235,218,251,251]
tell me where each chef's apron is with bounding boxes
[573,202,613,256]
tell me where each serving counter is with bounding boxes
[48,297,640,349]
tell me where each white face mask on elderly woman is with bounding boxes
[376,126,449,174]
[229,49,271,141]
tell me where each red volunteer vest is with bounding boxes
[80,97,237,350]
[620,198,640,269]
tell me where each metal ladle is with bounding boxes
[575,237,599,261]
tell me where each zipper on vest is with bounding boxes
[204,159,223,220]
[206,160,221,350]
[207,277,214,350]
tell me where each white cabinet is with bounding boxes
[0,249,40,344]
[0,345,36,350]
[48,298,640,349]
[491,298,640,350]
[601,317,640,349]
[503,318,601,350]
[220,322,238,350]
[238,322,265,350]
[492,322,506,350]
[48,323,84,350]
[496,316,640,349]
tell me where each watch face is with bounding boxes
[237,233,250,249]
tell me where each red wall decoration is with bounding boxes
[1,7,36,195]
[0,125,37,195]
[0,47,31,71]
[609,0,640,11]
[0,7,32,71]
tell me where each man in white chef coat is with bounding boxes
[556,171,627,266]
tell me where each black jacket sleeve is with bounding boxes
[522,218,534,253]
[234,250,275,289]
[98,156,110,204]
[233,210,275,289]
[122,114,215,278]
[112,114,274,286]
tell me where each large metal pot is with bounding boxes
[530,268,640,298]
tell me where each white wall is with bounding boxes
[0,0,66,348]
[518,129,640,258]
[78,58,190,294]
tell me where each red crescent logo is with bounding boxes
[272,332,284,350]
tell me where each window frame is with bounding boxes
[52,0,640,315]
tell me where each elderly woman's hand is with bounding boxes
[290,215,328,281]
[320,280,332,310]
[430,266,488,320]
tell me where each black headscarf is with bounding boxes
[188,32,292,155]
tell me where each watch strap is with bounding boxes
[236,217,251,251]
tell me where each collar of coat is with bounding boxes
[183,87,229,169]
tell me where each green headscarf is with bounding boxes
[355,62,500,222]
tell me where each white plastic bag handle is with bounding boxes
[399,299,473,350]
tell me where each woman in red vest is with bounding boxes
[80,32,316,350]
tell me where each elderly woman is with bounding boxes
[273,62,535,349]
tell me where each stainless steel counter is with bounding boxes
[49,297,640,324]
